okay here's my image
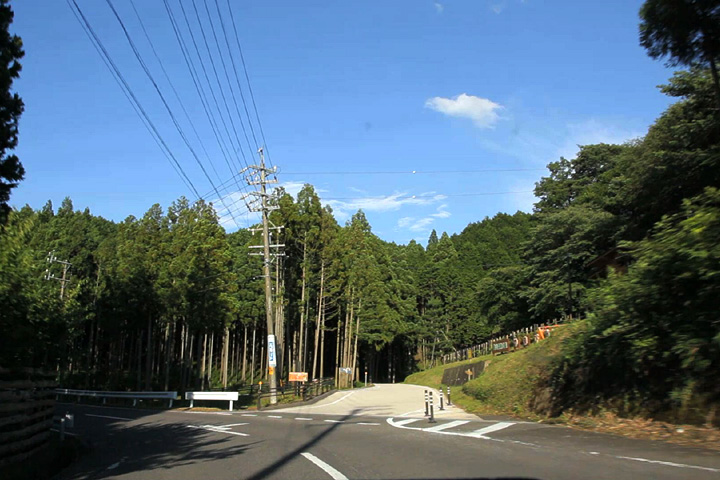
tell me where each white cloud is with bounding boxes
[432,204,451,218]
[327,191,446,220]
[396,204,451,233]
[425,93,503,129]
[434,2,444,13]
[398,216,414,228]
[279,181,307,198]
[410,217,435,232]
[491,3,504,14]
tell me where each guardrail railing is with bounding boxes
[55,389,177,408]
[256,377,334,410]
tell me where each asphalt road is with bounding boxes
[53,384,720,480]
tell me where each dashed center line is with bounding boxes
[295,417,313,421]
[268,415,282,418]
[241,414,257,417]
[357,422,380,426]
[324,419,343,423]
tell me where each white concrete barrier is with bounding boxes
[185,391,239,411]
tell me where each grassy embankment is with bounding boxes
[405,323,720,449]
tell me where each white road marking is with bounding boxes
[241,414,257,417]
[301,452,349,480]
[614,456,720,473]
[107,462,120,470]
[297,391,356,409]
[393,418,422,427]
[468,422,515,437]
[268,415,282,418]
[186,424,249,437]
[386,418,538,447]
[215,412,232,416]
[357,422,380,426]
[222,423,249,427]
[423,420,469,432]
[324,419,343,423]
[86,414,133,421]
[295,417,313,421]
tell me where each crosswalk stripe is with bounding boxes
[468,422,515,437]
[394,418,422,426]
[423,420,469,432]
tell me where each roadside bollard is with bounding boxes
[59,417,66,441]
[429,393,437,423]
[424,390,429,416]
[447,386,452,406]
[439,390,445,410]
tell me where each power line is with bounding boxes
[225,0,274,170]
[322,191,534,200]
[129,0,222,184]
[189,0,253,168]
[68,0,199,198]
[214,0,259,150]
[174,0,249,173]
[105,0,239,227]
[281,168,547,175]
[162,0,248,197]
[201,0,257,158]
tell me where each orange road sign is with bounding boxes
[289,372,308,382]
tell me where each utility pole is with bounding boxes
[242,148,284,404]
[45,251,72,300]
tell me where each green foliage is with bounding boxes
[0,0,24,225]
[554,189,720,420]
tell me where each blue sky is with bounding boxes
[11,0,674,244]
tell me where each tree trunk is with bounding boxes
[208,333,214,389]
[163,320,173,391]
[708,55,720,112]
[335,308,342,388]
[319,300,326,379]
[311,263,324,380]
[145,316,153,390]
[200,332,207,390]
[251,324,257,385]
[222,326,230,389]
[242,324,248,382]
[351,300,361,387]
[298,239,307,371]
[136,330,142,390]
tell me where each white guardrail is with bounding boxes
[56,389,177,408]
[185,391,238,411]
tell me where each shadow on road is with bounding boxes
[54,405,258,479]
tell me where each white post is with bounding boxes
[229,400,234,411]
